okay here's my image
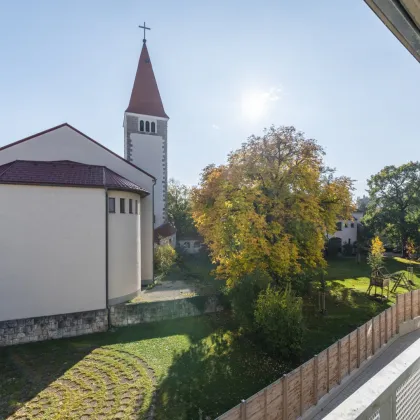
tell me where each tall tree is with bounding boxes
[191,126,353,288]
[364,162,420,257]
[167,178,197,238]
[356,195,369,212]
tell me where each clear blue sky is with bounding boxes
[1,1,419,197]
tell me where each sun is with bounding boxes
[241,91,267,120]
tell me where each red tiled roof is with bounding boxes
[154,222,176,242]
[126,43,169,119]
[0,160,149,195]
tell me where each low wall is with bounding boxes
[217,290,420,420]
[110,295,224,326]
[0,309,108,347]
[0,295,224,346]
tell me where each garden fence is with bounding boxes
[216,289,420,420]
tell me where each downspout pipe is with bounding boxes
[105,188,110,329]
[151,178,156,285]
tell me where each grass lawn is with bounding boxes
[302,256,420,357]
[1,256,419,419]
[0,314,286,420]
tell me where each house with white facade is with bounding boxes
[0,37,171,345]
[328,210,364,245]
[178,237,205,254]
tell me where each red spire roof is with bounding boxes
[126,42,168,119]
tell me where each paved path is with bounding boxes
[307,329,420,419]
[135,280,198,302]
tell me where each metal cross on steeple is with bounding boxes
[139,22,151,43]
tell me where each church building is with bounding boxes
[0,35,169,342]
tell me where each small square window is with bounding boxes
[108,197,115,213]
[344,223,348,228]
[120,198,125,213]
[351,223,355,228]
[129,199,133,214]
[336,222,342,231]
[135,200,138,214]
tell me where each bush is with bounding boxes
[342,242,353,256]
[328,237,342,257]
[154,244,177,275]
[254,285,304,362]
[227,270,270,333]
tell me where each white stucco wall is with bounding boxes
[178,239,203,254]
[0,125,154,282]
[130,132,165,227]
[0,184,106,322]
[108,190,141,304]
[330,211,364,244]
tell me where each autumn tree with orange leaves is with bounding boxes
[191,126,354,289]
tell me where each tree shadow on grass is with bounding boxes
[154,328,288,420]
[0,314,224,419]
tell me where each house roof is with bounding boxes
[0,123,156,181]
[0,160,149,195]
[126,43,169,119]
[154,222,176,243]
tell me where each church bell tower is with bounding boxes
[124,26,169,228]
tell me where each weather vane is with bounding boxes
[139,22,151,43]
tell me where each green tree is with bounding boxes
[192,126,353,288]
[167,178,198,238]
[356,195,369,212]
[364,162,420,257]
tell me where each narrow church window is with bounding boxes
[145,121,150,132]
[151,122,156,133]
[135,200,138,214]
[140,120,144,131]
[108,197,115,213]
[120,198,125,213]
[129,199,133,214]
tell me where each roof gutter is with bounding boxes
[364,0,420,63]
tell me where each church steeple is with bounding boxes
[124,35,169,229]
[125,42,168,119]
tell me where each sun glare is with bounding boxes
[241,91,267,120]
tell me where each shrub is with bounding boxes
[154,244,177,275]
[342,242,353,256]
[367,236,385,273]
[328,237,342,257]
[254,285,304,362]
[227,270,270,333]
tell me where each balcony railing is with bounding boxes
[216,290,420,420]
[324,332,420,419]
